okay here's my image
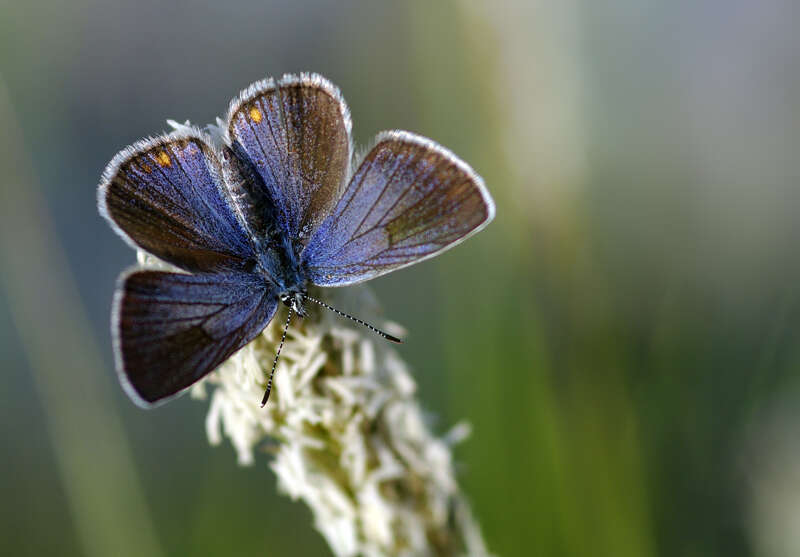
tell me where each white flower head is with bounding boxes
[198,286,489,556]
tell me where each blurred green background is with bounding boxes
[1,1,799,556]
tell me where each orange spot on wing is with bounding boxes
[249,106,262,123]
[156,150,171,167]
[141,163,152,173]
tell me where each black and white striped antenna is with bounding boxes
[261,294,402,407]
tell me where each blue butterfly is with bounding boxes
[98,73,495,407]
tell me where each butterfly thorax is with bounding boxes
[253,228,308,313]
[221,143,308,301]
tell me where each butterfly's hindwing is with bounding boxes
[301,131,495,286]
[113,270,277,406]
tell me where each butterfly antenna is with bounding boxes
[261,306,293,407]
[302,294,402,344]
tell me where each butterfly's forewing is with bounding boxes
[114,270,277,406]
[99,131,255,273]
[301,131,495,286]
[225,73,351,248]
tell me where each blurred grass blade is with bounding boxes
[0,77,164,557]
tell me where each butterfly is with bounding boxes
[98,72,495,408]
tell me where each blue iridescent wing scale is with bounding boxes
[225,73,352,249]
[301,131,495,286]
[113,270,278,406]
[98,129,255,273]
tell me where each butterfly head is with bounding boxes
[280,290,307,317]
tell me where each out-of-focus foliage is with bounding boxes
[1,1,798,556]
